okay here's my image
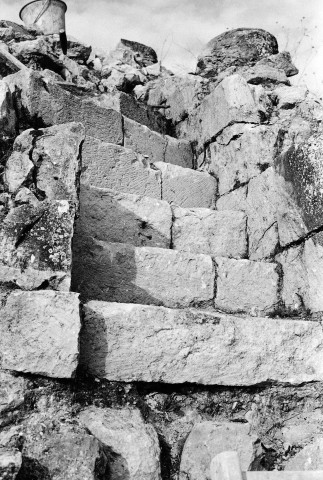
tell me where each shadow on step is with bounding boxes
[71,185,170,305]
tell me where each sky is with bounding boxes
[2,0,323,95]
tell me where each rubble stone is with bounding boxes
[79,407,161,480]
[81,302,323,385]
[179,422,259,480]
[0,290,80,378]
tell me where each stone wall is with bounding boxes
[0,23,323,480]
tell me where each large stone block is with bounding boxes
[73,241,215,307]
[124,117,166,163]
[6,69,123,143]
[0,290,80,378]
[81,137,162,198]
[79,407,161,480]
[172,206,247,258]
[75,185,172,248]
[276,236,323,315]
[181,75,261,148]
[214,257,279,316]
[155,162,217,208]
[80,301,323,385]
[216,185,248,211]
[205,124,278,195]
[164,135,193,169]
[246,168,307,260]
[179,422,258,480]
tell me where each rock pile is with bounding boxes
[0,21,323,480]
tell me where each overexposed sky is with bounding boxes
[3,0,323,94]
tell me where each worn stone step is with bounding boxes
[72,240,215,308]
[75,185,172,249]
[172,205,247,258]
[81,137,216,208]
[124,117,194,168]
[80,301,323,386]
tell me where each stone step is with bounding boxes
[81,137,217,208]
[72,240,215,308]
[80,301,323,386]
[6,69,123,144]
[75,185,246,258]
[72,236,279,315]
[124,117,194,168]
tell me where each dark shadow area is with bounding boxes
[16,457,52,480]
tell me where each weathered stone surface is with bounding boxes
[257,51,298,77]
[273,85,308,109]
[214,257,279,316]
[105,38,157,68]
[246,168,307,260]
[276,237,323,315]
[0,290,80,378]
[79,407,161,480]
[285,438,323,471]
[0,372,27,427]
[81,302,323,385]
[19,428,107,480]
[0,200,76,291]
[6,69,123,143]
[73,241,215,307]
[196,28,278,78]
[155,162,216,208]
[75,185,172,248]
[164,136,193,168]
[0,20,35,43]
[95,90,167,134]
[179,422,259,480]
[281,411,323,449]
[205,124,278,195]
[4,151,33,193]
[172,206,247,258]
[0,448,21,480]
[182,75,262,148]
[147,74,208,124]
[0,80,16,137]
[216,185,248,211]
[81,137,161,198]
[124,117,166,163]
[241,64,289,86]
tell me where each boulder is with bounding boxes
[18,428,108,480]
[0,448,21,480]
[75,185,172,248]
[81,301,323,385]
[73,240,215,307]
[196,28,278,78]
[273,85,308,109]
[257,51,298,77]
[0,290,80,378]
[181,74,262,149]
[205,124,278,195]
[179,422,259,480]
[214,257,279,316]
[79,407,161,480]
[104,38,157,69]
[155,162,217,208]
[81,137,161,198]
[172,206,247,258]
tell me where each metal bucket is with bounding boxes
[19,0,67,35]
